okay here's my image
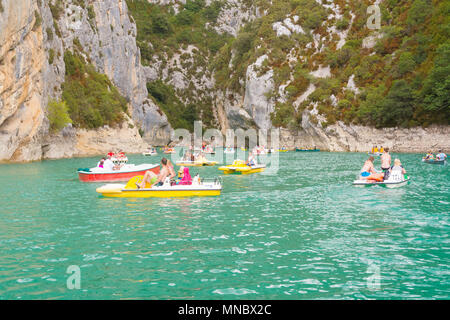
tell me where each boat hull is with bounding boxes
[422,159,446,165]
[219,165,266,175]
[353,178,410,188]
[96,182,222,198]
[78,165,159,182]
[98,189,221,198]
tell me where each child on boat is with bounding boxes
[179,167,192,185]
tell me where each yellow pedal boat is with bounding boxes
[96,176,222,198]
[218,160,266,175]
[175,160,218,167]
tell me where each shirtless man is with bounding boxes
[360,156,377,178]
[137,157,175,189]
[380,147,391,172]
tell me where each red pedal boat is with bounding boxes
[78,164,159,182]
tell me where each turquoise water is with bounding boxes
[0,152,449,299]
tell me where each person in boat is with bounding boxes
[373,146,378,153]
[103,156,115,171]
[177,166,185,181]
[97,157,105,168]
[436,150,447,161]
[380,147,391,172]
[390,159,407,174]
[179,167,192,185]
[424,151,434,160]
[379,146,384,153]
[246,152,257,167]
[197,152,207,163]
[137,157,176,189]
[360,156,382,180]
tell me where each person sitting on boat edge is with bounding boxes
[246,152,257,167]
[436,150,447,161]
[137,157,175,189]
[360,156,383,180]
[380,147,391,172]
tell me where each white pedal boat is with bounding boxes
[353,173,410,188]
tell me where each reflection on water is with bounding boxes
[0,152,449,299]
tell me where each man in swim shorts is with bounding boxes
[137,157,175,189]
[381,147,391,172]
[360,156,377,179]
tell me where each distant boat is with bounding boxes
[422,158,446,165]
[368,152,382,156]
[296,148,320,152]
[78,164,159,182]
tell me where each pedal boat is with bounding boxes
[176,160,218,167]
[367,152,382,156]
[353,174,410,188]
[78,164,159,182]
[96,176,222,198]
[422,158,446,165]
[218,160,266,175]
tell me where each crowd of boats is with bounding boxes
[76,145,447,197]
[354,147,447,188]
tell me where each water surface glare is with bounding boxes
[0,152,449,299]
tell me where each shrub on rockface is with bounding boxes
[48,99,72,133]
[62,51,128,129]
[147,80,198,131]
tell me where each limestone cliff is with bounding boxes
[0,0,171,162]
[1,0,449,162]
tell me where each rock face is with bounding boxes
[0,0,45,161]
[1,0,448,162]
[279,119,450,154]
[242,55,274,131]
[0,0,171,162]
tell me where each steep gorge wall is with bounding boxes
[0,0,45,161]
[0,0,172,161]
[1,0,448,162]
